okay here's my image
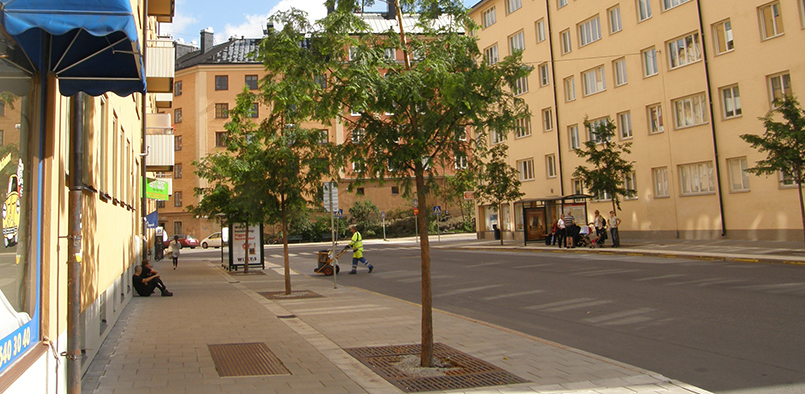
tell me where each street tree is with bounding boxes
[475,144,524,245]
[573,118,635,214]
[741,96,805,245]
[442,170,477,231]
[260,0,529,366]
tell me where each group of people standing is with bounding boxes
[551,210,621,248]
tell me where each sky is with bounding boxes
[159,0,478,47]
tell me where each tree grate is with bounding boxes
[208,342,290,377]
[258,290,323,300]
[344,343,529,392]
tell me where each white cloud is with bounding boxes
[158,0,199,44]
[219,0,328,41]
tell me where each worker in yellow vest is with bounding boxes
[346,224,373,274]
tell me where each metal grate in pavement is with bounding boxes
[227,270,266,276]
[345,343,529,392]
[208,342,290,377]
[258,290,323,300]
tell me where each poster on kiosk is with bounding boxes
[228,223,264,270]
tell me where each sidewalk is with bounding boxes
[83,252,715,394]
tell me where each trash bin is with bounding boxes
[493,224,500,240]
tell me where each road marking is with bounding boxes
[482,290,544,301]
[525,297,612,311]
[634,274,685,282]
[398,275,453,283]
[666,278,744,287]
[465,261,506,268]
[582,307,655,324]
[575,269,641,277]
[543,300,612,312]
[434,284,504,298]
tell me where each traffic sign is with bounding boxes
[323,182,338,212]
[335,209,343,218]
[433,206,442,215]
[381,211,386,220]
[414,208,419,215]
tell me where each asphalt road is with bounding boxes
[188,239,805,394]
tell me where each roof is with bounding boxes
[357,12,460,34]
[176,37,262,70]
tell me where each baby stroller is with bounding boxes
[589,226,607,248]
[577,226,592,247]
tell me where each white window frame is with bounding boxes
[663,0,691,11]
[561,30,572,54]
[768,72,792,103]
[613,58,627,86]
[727,157,750,192]
[509,31,525,55]
[518,158,535,181]
[637,0,652,21]
[492,130,505,144]
[800,0,805,28]
[385,48,396,61]
[642,47,658,77]
[558,0,568,8]
[667,32,702,69]
[578,16,602,47]
[568,124,580,150]
[539,63,550,86]
[618,111,632,139]
[720,85,742,119]
[564,76,576,102]
[582,65,606,96]
[624,171,637,199]
[779,170,798,187]
[482,7,496,28]
[673,93,708,129]
[349,46,358,61]
[546,154,557,178]
[586,117,610,144]
[608,6,623,34]
[507,0,522,14]
[572,179,584,194]
[536,19,546,42]
[653,167,670,197]
[514,75,529,95]
[515,117,532,138]
[485,44,499,65]
[648,104,664,134]
[759,1,784,40]
[455,153,469,170]
[351,128,366,143]
[679,161,716,196]
[713,19,734,55]
[542,108,554,132]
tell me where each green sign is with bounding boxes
[143,177,169,200]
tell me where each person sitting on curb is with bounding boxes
[133,261,173,297]
[345,225,373,274]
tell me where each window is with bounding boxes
[484,44,499,65]
[673,93,708,128]
[679,162,716,195]
[586,118,610,144]
[558,0,567,8]
[542,108,554,131]
[613,58,627,86]
[572,179,584,194]
[384,48,396,61]
[564,76,576,102]
[780,170,797,187]
[174,81,182,96]
[318,129,329,144]
[648,104,664,134]
[215,132,227,147]
[507,0,522,14]
[455,153,469,169]
[509,31,525,54]
[174,108,182,123]
[349,46,359,60]
[546,155,557,178]
[249,103,259,118]
[618,111,632,139]
[245,75,258,90]
[768,72,792,103]
[720,85,742,119]
[482,7,496,28]
[513,76,529,95]
[215,75,228,90]
[174,191,183,207]
[609,6,622,33]
[653,167,669,197]
[174,163,182,179]
[314,74,327,89]
[713,19,734,54]
[582,66,606,96]
[536,19,546,42]
[492,130,505,144]
[352,160,366,173]
[637,0,652,21]
[667,33,701,69]
[515,117,532,138]
[663,0,691,10]
[642,47,658,77]
[560,30,572,54]
[578,16,602,47]
[357,187,365,195]
[391,186,400,195]
[800,0,805,27]
[518,159,535,181]
[157,200,165,209]
[539,63,550,86]
[728,157,750,192]
[215,103,228,118]
[594,189,612,202]
[174,135,182,151]
[350,107,361,117]
[759,2,784,39]
[174,221,183,235]
[625,172,637,199]
[0,102,4,116]
[569,124,580,150]
[351,128,365,144]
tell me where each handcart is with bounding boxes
[314,248,347,276]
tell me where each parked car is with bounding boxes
[201,232,226,249]
[163,234,199,249]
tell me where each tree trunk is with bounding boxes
[282,200,292,295]
[415,171,433,367]
[798,178,805,247]
[499,202,504,246]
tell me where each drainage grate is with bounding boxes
[208,342,290,377]
[258,290,323,300]
[345,343,529,392]
[227,270,266,276]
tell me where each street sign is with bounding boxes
[463,191,475,200]
[413,198,418,207]
[335,209,343,218]
[323,181,338,212]
[433,206,442,215]
[413,208,419,215]
[381,211,386,220]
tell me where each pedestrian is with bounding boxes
[592,210,606,240]
[168,235,181,269]
[609,211,622,247]
[346,225,373,274]
[133,261,172,297]
[563,211,575,248]
[556,217,566,248]
[550,219,558,245]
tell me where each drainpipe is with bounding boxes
[141,0,149,259]
[545,0,564,197]
[67,92,85,394]
[696,0,727,237]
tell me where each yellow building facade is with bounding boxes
[470,0,805,241]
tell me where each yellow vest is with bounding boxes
[350,231,363,258]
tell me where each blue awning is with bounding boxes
[1,0,146,96]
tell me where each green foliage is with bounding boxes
[348,199,380,233]
[476,144,524,209]
[442,170,477,228]
[572,118,635,212]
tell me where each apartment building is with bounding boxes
[0,0,175,392]
[470,0,805,241]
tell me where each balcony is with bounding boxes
[145,113,174,172]
[154,92,172,108]
[146,38,175,94]
[148,0,175,23]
